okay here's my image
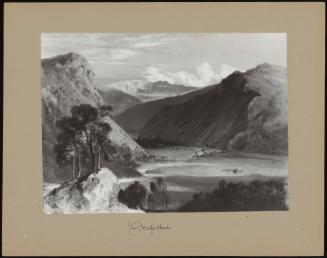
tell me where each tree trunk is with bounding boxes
[77,146,82,178]
[89,144,95,173]
[72,151,75,181]
[98,150,101,171]
[83,127,95,173]
[92,123,101,172]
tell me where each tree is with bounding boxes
[147,181,159,209]
[218,179,227,192]
[70,104,113,173]
[54,104,114,178]
[54,116,83,180]
[118,181,148,209]
[145,177,169,210]
[156,177,169,208]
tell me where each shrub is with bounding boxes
[117,178,170,211]
[117,181,147,209]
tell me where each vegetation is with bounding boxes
[146,178,170,210]
[105,152,141,179]
[117,181,147,209]
[117,177,170,211]
[136,137,181,148]
[179,179,288,212]
[117,177,288,213]
[54,104,115,180]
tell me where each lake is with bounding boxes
[118,146,288,209]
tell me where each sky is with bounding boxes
[41,33,286,87]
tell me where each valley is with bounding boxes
[41,52,288,213]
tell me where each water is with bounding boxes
[119,147,288,208]
[138,147,288,178]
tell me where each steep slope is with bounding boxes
[99,79,196,102]
[115,85,216,137]
[98,88,141,116]
[138,63,288,154]
[42,53,148,182]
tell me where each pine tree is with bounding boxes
[54,104,114,178]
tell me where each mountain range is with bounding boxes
[119,63,288,154]
[42,52,288,183]
[115,83,217,138]
[98,79,196,102]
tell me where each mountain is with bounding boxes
[42,52,149,182]
[98,79,196,102]
[98,88,141,116]
[115,83,216,138]
[138,63,288,155]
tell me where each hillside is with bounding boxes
[99,79,196,102]
[138,63,288,155]
[115,84,216,137]
[98,88,141,116]
[42,53,149,182]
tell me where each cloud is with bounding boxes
[196,62,221,86]
[143,67,175,84]
[108,49,138,61]
[120,34,175,49]
[132,41,164,48]
[144,62,242,87]
[89,60,126,65]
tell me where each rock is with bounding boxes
[44,168,143,214]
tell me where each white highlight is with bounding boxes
[144,62,242,87]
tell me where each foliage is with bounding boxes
[146,177,170,210]
[54,104,114,179]
[117,178,170,211]
[117,181,147,209]
[179,179,288,212]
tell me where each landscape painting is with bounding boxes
[42,33,288,214]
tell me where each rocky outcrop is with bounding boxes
[44,168,143,214]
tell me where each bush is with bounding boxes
[117,181,147,209]
[117,178,170,211]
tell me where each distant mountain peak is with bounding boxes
[151,80,171,85]
[99,79,196,102]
